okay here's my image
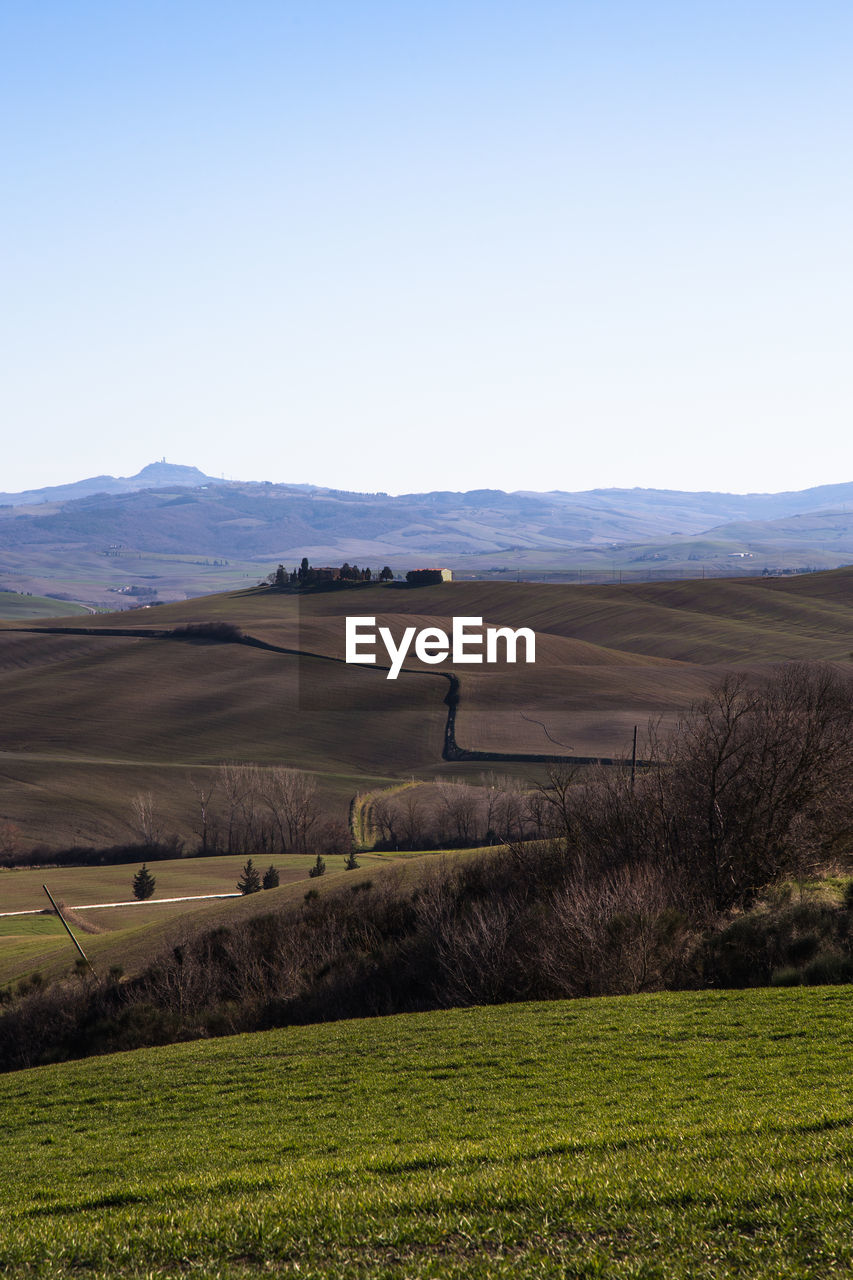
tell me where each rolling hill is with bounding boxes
[0,568,850,853]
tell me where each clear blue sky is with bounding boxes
[2,1,851,495]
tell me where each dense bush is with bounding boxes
[171,622,243,642]
[703,897,853,988]
[0,838,185,871]
[542,664,853,912]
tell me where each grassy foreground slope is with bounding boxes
[2,987,852,1279]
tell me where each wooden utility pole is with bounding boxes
[42,885,96,975]
[630,725,638,790]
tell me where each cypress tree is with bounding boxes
[132,864,156,900]
[237,858,262,895]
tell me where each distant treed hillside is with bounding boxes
[0,464,851,606]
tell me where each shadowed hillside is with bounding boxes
[0,568,850,846]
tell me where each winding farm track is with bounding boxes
[11,624,594,766]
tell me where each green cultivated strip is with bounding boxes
[0,592,89,620]
[1,987,852,1277]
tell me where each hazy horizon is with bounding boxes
[3,456,852,502]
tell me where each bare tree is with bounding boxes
[131,792,163,846]
[397,788,425,850]
[523,787,550,839]
[435,779,478,845]
[259,767,319,853]
[548,664,853,912]
[188,774,220,853]
[494,777,528,844]
[217,763,251,853]
[663,664,853,908]
[480,772,502,843]
[534,763,582,843]
[370,795,399,849]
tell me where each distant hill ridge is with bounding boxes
[3,461,852,521]
[3,462,852,520]
[0,465,851,606]
[0,461,227,506]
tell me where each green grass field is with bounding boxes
[1,986,851,1278]
[0,851,390,915]
[0,851,410,988]
[0,591,90,619]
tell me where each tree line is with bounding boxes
[0,765,342,872]
[268,557,394,588]
[365,775,551,850]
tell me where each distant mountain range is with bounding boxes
[3,462,852,527]
[0,463,851,607]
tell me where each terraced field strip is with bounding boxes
[0,592,91,620]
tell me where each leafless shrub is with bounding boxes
[189,774,220,853]
[537,665,853,912]
[539,863,692,998]
[0,821,21,859]
[130,792,163,846]
[258,767,319,853]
